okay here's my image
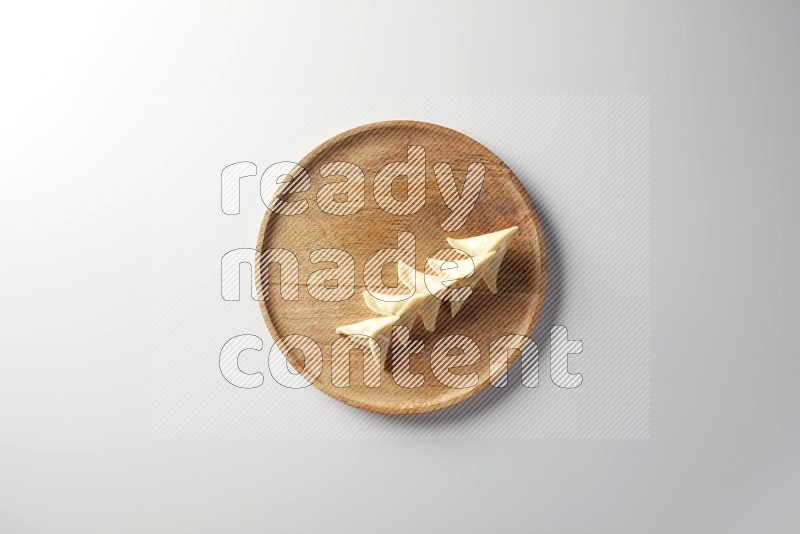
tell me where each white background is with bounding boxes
[1,1,799,532]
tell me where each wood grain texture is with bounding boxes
[256,121,547,414]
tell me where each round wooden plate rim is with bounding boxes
[256,120,548,415]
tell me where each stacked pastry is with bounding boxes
[335,226,519,368]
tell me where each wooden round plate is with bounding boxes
[256,120,546,414]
